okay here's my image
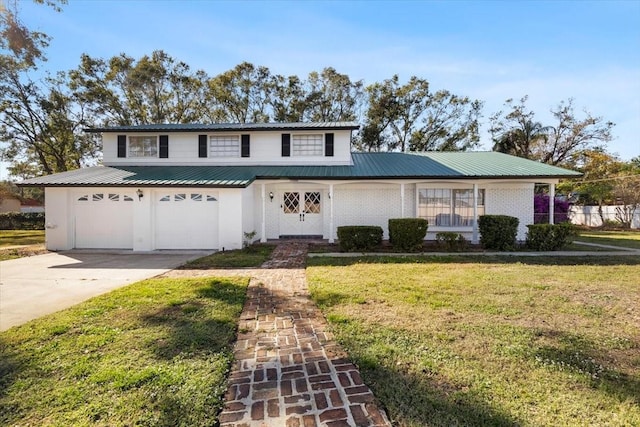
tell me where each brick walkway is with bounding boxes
[216,242,391,426]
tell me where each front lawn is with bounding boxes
[182,244,275,268]
[0,230,47,260]
[0,276,249,426]
[0,230,45,247]
[307,256,640,427]
[576,229,640,250]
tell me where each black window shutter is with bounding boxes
[159,135,169,158]
[241,134,250,157]
[117,135,126,158]
[198,135,207,158]
[325,133,334,157]
[281,133,291,157]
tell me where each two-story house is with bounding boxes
[20,122,580,251]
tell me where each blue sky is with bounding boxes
[4,0,639,177]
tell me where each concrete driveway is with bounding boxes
[0,251,211,331]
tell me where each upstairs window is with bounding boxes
[292,134,323,156]
[418,188,485,227]
[210,135,239,157]
[129,136,158,157]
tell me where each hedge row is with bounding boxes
[525,223,577,251]
[0,212,45,230]
[337,226,383,251]
[478,215,519,251]
[435,232,468,251]
[388,218,428,252]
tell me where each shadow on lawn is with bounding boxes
[0,337,24,421]
[532,328,640,405]
[140,279,247,359]
[359,361,520,427]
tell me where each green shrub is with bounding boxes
[526,223,577,251]
[478,215,519,251]
[603,219,623,229]
[337,226,383,252]
[0,212,45,230]
[435,232,468,251]
[388,218,428,252]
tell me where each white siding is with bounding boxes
[217,189,244,250]
[241,185,256,244]
[485,183,534,240]
[333,183,403,240]
[103,130,353,166]
[44,188,73,250]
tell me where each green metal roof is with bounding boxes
[86,122,360,133]
[19,152,581,188]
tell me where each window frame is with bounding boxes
[416,185,485,228]
[292,133,324,157]
[209,134,240,158]
[128,135,159,158]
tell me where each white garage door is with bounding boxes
[154,191,219,249]
[75,192,134,249]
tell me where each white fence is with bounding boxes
[570,205,640,229]
[20,206,45,213]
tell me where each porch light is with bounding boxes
[136,188,144,200]
[269,191,274,202]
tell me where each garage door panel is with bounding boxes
[75,192,134,249]
[155,192,218,249]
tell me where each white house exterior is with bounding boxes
[20,122,581,251]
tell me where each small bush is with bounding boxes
[435,232,468,252]
[478,215,519,251]
[388,218,428,252]
[603,219,623,229]
[337,226,383,252]
[0,212,45,230]
[526,223,578,251]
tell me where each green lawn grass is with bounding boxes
[307,255,640,427]
[0,230,45,247]
[182,244,275,268]
[576,230,640,250]
[0,276,249,426]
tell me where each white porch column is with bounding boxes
[329,184,335,243]
[472,183,479,244]
[260,183,266,242]
[549,183,555,224]
[400,183,405,218]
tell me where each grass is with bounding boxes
[0,230,47,260]
[0,276,249,426]
[182,244,275,268]
[307,255,640,427]
[0,230,45,247]
[576,229,640,250]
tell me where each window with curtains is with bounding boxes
[128,136,158,157]
[417,188,485,227]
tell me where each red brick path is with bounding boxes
[218,242,390,426]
